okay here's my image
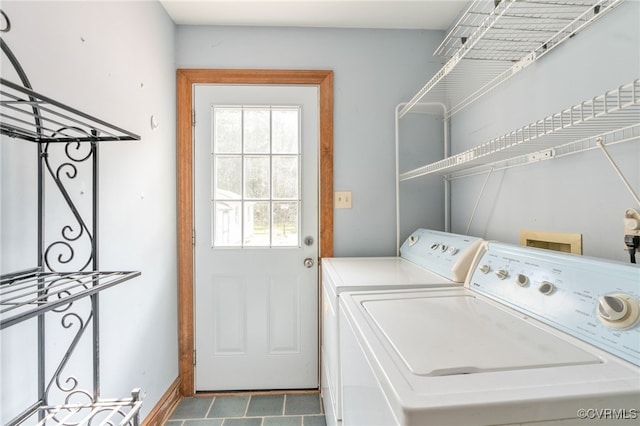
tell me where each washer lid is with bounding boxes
[323,257,452,290]
[363,294,601,376]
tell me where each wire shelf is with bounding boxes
[399,0,623,118]
[446,124,640,180]
[0,78,140,143]
[399,79,640,180]
[0,269,141,329]
[10,390,143,426]
[436,0,610,60]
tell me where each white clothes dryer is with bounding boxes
[321,229,483,426]
[339,241,640,425]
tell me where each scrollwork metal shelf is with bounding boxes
[32,391,143,426]
[9,391,144,426]
[1,10,143,425]
[0,268,144,426]
[0,270,141,330]
[1,78,140,143]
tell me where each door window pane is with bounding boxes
[212,106,301,247]
[244,156,270,199]
[272,202,299,247]
[244,109,270,153]
[244,201,270,246]
[272,109,299,154]
[214,108,242,153]
[215,156,242,199]
[272,156,298,199]
[214,201,242,246]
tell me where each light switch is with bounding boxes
[335,191,352,209]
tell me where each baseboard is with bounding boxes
[142,377,182,426]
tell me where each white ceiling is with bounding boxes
[159,0,468,30]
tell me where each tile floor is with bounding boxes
[166,393,326,426]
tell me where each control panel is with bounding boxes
[469,242,640,366]
[399,229,483,283]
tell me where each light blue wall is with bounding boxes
[176,25,446,256]
[448,0,640,261]
[0,1,178,421]
[397,110,445,246]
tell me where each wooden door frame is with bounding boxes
[177,69,334,396]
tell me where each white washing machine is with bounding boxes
[339,241,640,425]
[321,229,483,426]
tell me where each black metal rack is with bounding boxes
[0,9,143,426]
[0,270,141,330]
[1,78,141,143]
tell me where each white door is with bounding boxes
[193,84,319,391]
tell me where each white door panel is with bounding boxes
[194,85,318,391]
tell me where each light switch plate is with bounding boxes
[335,191,352,209]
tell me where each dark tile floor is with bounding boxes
[166,393,326,426]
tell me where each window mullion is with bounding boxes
[241,106,246,248]
[269,107,273,248]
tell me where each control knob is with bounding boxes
[495,269,508,280]
[596,293,640,329]
[447,247,458,256]
[440,244,448,252]
[430,243,439,250]
[515,273,529,287]
[478,265,490,274]
[538,281,555,295]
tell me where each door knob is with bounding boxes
[304,258,314,268]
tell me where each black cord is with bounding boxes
[624,235,639,264]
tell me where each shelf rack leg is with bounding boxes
[38,133,46,423]
[91,137,100,401]
[444,114,450,233]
